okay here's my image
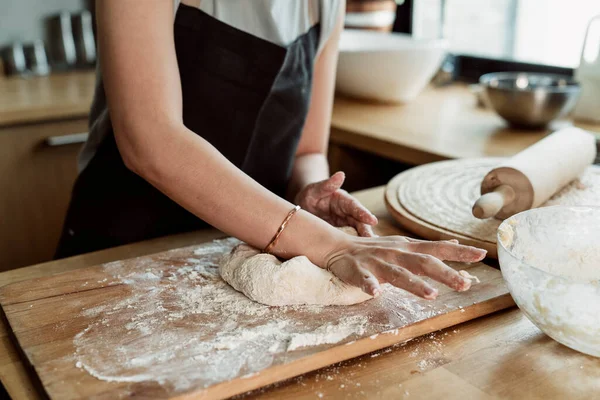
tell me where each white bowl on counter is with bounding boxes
[498,206,600,357]
[336,29,448,103]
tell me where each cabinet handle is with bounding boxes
[45,132,89,146]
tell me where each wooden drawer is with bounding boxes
[0,118,88,271]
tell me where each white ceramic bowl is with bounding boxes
[498,206,600,357]
[336,30,448,103]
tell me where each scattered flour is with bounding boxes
[72,237,471,394]
[73,238,380,392]
[287,315,369,351]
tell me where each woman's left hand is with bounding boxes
[294,171,378,237]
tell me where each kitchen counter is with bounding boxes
[0,71,96,127]
[1,186,598,399]
[331,85,600,166]
[3,70,598,161]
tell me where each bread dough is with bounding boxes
[458,270,480,284]
[219,246,372,306]
[219,228,372,306]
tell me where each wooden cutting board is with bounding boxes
[0,238,514,400]
[385,158,600,258]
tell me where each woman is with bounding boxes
[56,0,486,300]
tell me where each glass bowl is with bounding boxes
[497,206,600,357]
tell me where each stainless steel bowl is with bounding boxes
[480,72,581,129]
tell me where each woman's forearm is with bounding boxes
[97,1,347,267]
[286,153,330,201]
[285,3,344,202]
[133,123,347,267]
[132,124,487,302]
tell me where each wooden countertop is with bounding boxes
[0,71,96,127]
[331,85,600,165]
[4,71,599,166]
[1,186,597,399]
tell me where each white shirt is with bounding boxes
[178,0,343,54]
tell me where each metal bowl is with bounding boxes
[480,72,581,129]
[498,206,600,357]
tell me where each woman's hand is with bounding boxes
[324,235,487,300]
[295,172,378,237]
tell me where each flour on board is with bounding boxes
[72,238,463,392]
[72,238,379,391]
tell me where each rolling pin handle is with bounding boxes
[472,185,516,219]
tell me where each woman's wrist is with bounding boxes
[271,209,353,268]
[311,225,354,268]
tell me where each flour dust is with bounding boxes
[72,238,458,393]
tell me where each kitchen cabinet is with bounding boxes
[0,118,87,271]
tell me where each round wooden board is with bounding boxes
[384,172,500,259]
[385,158,600,259]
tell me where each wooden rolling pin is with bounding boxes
[472,127,597,220]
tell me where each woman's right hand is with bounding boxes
[323,235,487,300]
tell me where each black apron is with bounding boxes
[55,4,320,258]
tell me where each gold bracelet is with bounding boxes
[263,205,301,254]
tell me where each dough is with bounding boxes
[458,270,480,284]
[219,228,372,306]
